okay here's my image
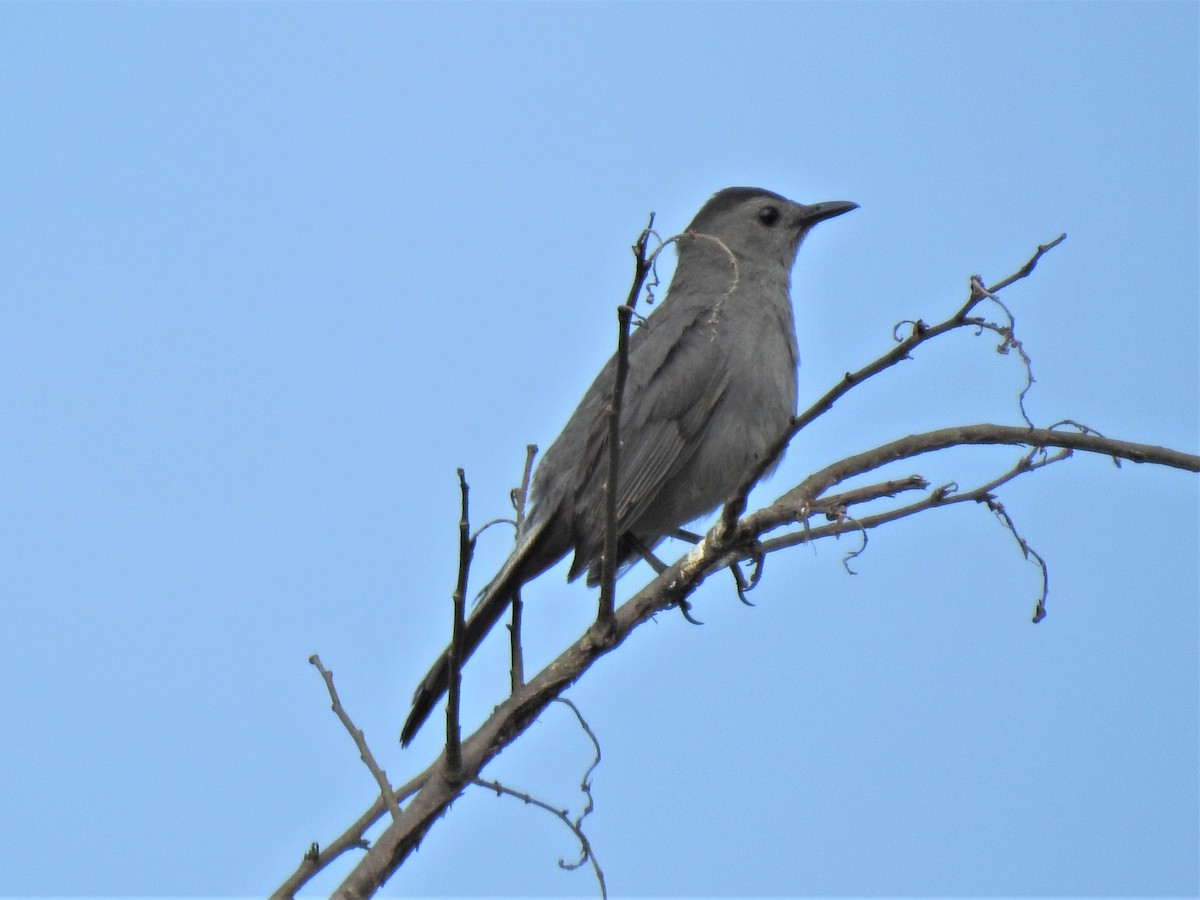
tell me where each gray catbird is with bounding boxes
[401,187,856,745]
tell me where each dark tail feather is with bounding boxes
[399,579,516,745]
[400,517,559,746]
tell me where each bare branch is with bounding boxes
[307,655,401,824]
[598,216,656,624]
[989,232,1067,292]
[812,475,930,513]
[279,226,1200,898]
[271,768,434,897]
[718,234,1069,539]
[512,444,538,525]
[446,468,474,774]
[510,444,538,692]
[740,447,1072,620]
[785,425,1194,517]
[315,423,1196,898]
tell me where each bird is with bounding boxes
[401,186,857,746]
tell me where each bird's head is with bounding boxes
[680,186,857,270]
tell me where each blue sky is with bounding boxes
[1,3,1196,897]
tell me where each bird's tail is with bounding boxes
[400,517,555,746]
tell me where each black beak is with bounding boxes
[796,200,859,227]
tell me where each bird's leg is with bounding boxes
[661,527,765,607]
[629,535,669,574]
[628,534,704,625]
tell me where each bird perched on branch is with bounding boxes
[401,186,857,745]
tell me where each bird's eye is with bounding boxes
[758,206,781,226]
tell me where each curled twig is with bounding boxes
[967,277,1036,427]
[980,489,1051,623]
[471,517,517,543]
[645,232,741,302]
[893,318,929,341]
[1049,419,1119,467]
[552,697,602,871]
[640,229,665,306]
[839,516,868,575]
[472,775,607,899]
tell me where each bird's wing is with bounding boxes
[615,356,733,523]
[566,306,735,577]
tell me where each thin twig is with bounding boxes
[270,768,435,897]
[598,216,655,624]
[470,517,517,541]
[812,476,929,513]
[510,444,538,692]
[446,468,475,774]
[987,233,1067,292]
[839,517,868,574]
[551,697,602,872]
[971,450,1057,622]
[472,775,607,899]
[644,232,741,303]
[308,655,402,822]
[970,275,1036,427]
[734,446,1076,620]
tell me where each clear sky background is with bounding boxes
[1,3,1197,898]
